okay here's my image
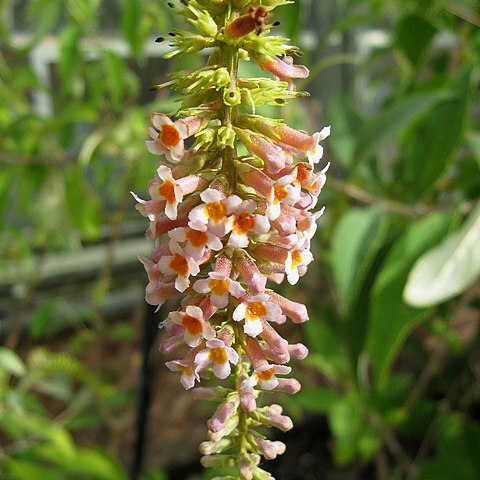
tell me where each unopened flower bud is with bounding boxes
[223,88,242,106]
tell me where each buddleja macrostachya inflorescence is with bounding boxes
[133,1,330,478]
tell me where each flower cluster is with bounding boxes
[134,1,330,478]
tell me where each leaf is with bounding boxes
[331,207,389,314]
[417,413,480,480]
[406,67,473,194]
[404,203,480,307]
[366,212,453,390]
[466,131,480,170]
[395,14,436,67]
[5,459,63,480]
[0,347,26,377]
[293,388,343,414]
[329,395,364,465]
[71,448,129,479]
[122,0,142,57]
[304,316,349,381]
[354,91,453,166]
[326,95,363,169]
[30,299,58,339]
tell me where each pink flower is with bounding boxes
[157,242,200,292]
[243,364,291,390]
[193,272,245,308]
[266,173,302,221]
[188,188,242,237]
[169,305,215,347]
[233,294,282,337]
[285,248,313,285]
[165,360,200,389]
[148,165,183,220]
[146,113,201,163]
[169,226,223,260]
[226,200,270,248]
[195,339,239,379]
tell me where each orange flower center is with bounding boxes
[296,163,312,182]
[182,314,202,335]
[178,364,193,376]
[257,368,275,381]
[186,229,208,248]
[208,278,229,296]
[273,185,288,202]
[205,201,227,223]
[169,253,189,276]
[209,347,227,364]
[246,301,267,320]
[233,213,255,234]
[158,179,177,203]
[291,250,302,269]
[160,124,181,147]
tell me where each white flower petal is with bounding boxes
[195,349,211,369]
[233,303,247,322]
[213,361,231,380]
[244,318,263,337]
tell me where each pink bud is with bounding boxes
[214,253,233,277]
[255,54,309,91]
[208,399,238,433]
[252,244,288,264]
[236,254,267,295]
[159,335,183,353]
[259,320,289,362]
[244,336,268,370]
[176,174,208,195]
[288,343,309,360]
[275,378,301,394]
[268,292,309,323]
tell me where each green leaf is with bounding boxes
[5,458,63,480]
[30,299,58,339]
[395,14,436,67]
[404,203,480,307]
[417,414,480,480]
[329,395,364,465]
[326,95,363,169]
[71,448,129,479]
[354,91,453,166]
[304,317,349,381]
[366,212,453,390]
[0,347,26,377]
[293,388,343,414]
[405,67,473,194]
[466,131,480,170]
[122,0,142,57]
[331,207,389,314]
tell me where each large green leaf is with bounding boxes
[331,207,389,314]
[395,14,436,67]
[366,212,453,390]
[406,67,473,194]
[354,91,453,166]
[404,203,480,307]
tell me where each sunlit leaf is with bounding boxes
[366,211,453,390]
[404,203,480,307]
[0,347,26,377]
[331,207,388,314]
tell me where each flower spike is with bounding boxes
[134,1,330,477]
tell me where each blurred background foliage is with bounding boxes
[1,0,479,479]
